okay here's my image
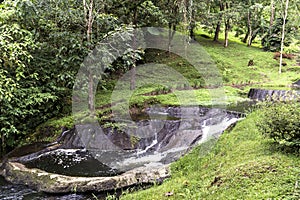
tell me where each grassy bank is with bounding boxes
[18,29,300,199]
[119,110,300,199]
[27,29,299,144]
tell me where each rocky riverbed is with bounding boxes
[0,106,243,197]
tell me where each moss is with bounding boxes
[130,135,141,148]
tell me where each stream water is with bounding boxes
[0,105,246,199]
[0,176,96,200]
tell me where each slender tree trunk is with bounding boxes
[242,30,249,43]
[88,72,95,113]
[130,8,137,90]
[87,0,93,44]
[1,134,5,155]
[213,22,221,42]
[224,19,230,47]
[168,23,176,54]
[84,0,95,114]
[279,0,289,74]
[214,2,224,42]
[189,4,196,41]
[189,23,195,40]
[270,0,275,28]
[247,10,252,46]
[250,29,259,44]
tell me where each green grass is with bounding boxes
[31,28,300,144]
[195,29,299,86]
[24,29,300,199]
[94,29,299,110]
[119,110,300,200]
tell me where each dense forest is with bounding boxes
[0,0,300,153]
[1,0,300,199]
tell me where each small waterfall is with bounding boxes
[137,132,158,155]
[200,119,209,142]
[5,106,244,181]
[199,117,240,144]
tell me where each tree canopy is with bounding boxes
[0,0,299,152]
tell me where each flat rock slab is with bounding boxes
[0,161,170,193]
[292,80,300,88]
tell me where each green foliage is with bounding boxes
[0,1,57,148]
[31,115,74,143]
[256,101,300,150]
[262,18,295,51]
[0,0,128,150]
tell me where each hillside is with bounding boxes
[30,30,299,143]
[119,109,300,199]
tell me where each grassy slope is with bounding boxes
[25,30,300,199]
[111,31,300,199]
[195,30,299,87]
[120,110,300,199]
[28,29,299,151]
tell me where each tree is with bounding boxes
[261,0,299,52]
[83,0,96,114]
[213,0,225,42]
[279,0,289,74]
[244,2,265,46]
[0,0,57,152]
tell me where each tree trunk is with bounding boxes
[279,0,289,74]
[87,0,93,44]
[88,72,95,113]
[242,30,249,43]
[213,2,224,42]
[270,0,275,28]
[188,0,195,41]
[224,3,230,47]
[130,7,137,90]
[250,28,259,44]
[1,133,5,155]
[213,22,221,42]
[168,23,176,54]
[224,19,230,47]
[84,0,95,114]
[247,10,252,46]
[189,23,195,41]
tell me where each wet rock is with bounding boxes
[0,161,170,193]
[292,80,300,89]
[0,106,243,194]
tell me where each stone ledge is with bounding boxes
[0,161,170,193]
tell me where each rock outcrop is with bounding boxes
[248,88,300,101]
[0,161,170,193]
[0,106,242,194]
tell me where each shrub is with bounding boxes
[256,101,300,150]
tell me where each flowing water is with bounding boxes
[0,106,244,199]
[0,176,97,200]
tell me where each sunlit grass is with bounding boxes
[120,110,300,199]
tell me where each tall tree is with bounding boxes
[279,0,289,73]
[213,0,225,42]
[270,0,275,28]
[83,0,96,114]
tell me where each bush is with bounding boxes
[256,101,300,150]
